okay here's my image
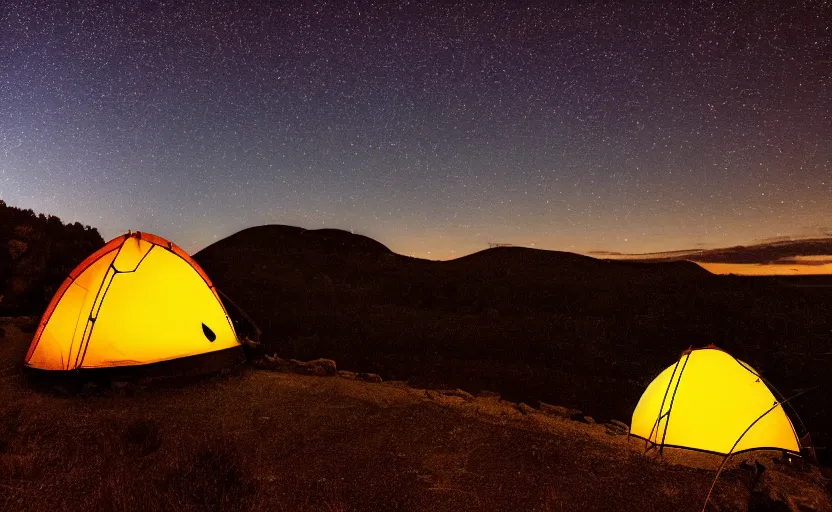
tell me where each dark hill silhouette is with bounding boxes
[195,224,832,465]
[0,199,104,315]
[201,225,392,257]
[449,245,711,280]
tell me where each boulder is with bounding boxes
[251,357,278,370]
[337,370,357,380]
[424,389,440,400]
[257,354,293,372]
[610,419,629,431]
[356,372,382,384]
[605,422,628,436]
[440,388,475,401]
[289,358,337,377]
[515,403,536,415]
[253,355,337,376]
[747,466,832,512]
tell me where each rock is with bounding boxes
[240,337,267,360]
[604,420,629,435]
[337,370,356,380]
[440,388,475,401]
[356,373,382,383]
[257,354,293,372]
[289,358,337,377]
[574,415,596,424]
[424,389,440,400]
[251,357,276,370]
[308,358,337,376]
[749,468,832,512]
[605,422,628,436]
[539,403,581,418]
[382,380,409,388]
[254,355,337,377]
[287,359,305,372]
[477,390,500,399]
[610,419,629,431]
[515,403,536,415]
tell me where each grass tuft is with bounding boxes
[0,404,23,453]
[123,418,163,457]
[161,441,257,512]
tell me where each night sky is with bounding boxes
[1,1,830,259]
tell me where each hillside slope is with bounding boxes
[1,320,829,512]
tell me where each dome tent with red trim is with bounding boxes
[24,231,243,378]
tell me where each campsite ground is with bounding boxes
[1,319,830,511]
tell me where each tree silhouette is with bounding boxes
[0,201,104,315]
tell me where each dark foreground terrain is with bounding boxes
[194,225,832,464]
[1,319,830,512]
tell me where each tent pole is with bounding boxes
[216,288,262,342]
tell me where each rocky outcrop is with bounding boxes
[252,355,383,383]
[438,388,475,401]
[604,420,629,436]
[740,460,832,512]
[515,403,536,415]
[253,355,337,376]
[292,358,337,376]
[356,372,383,384]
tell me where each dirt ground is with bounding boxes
[1,319,829,511]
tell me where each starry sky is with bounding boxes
[1,0,830,260]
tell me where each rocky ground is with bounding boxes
[1,318,830,511]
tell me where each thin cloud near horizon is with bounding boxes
[588,236,832,263]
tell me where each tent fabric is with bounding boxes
[25,231,238,371]
[630,347,800,455]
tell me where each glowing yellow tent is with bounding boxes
[24,231,240,372]
[630,346,800,455]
